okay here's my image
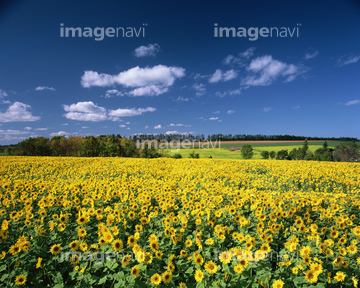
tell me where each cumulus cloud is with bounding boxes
[50,131,69,137]
[337,54,360,67]
[35,86,56,91]
[0,129,33,141]
[133,43,160,57]
[345,99,360,106]
[103,89,125,98]
[0,102,40,122]
[209,117,219,120]
[24,127,32,130]
[242,55,304,86]
[227,110,235,114]
[81,65,185,96]
[209,69,238,83]
[154,124,163,129]
[108,107,156,118]
[63,101,156,122]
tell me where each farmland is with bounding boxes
[165,140,352,160]
[1,156,360,287]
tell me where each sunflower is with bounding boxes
[131,265,140,278]
[69,240,79,251]
[36,257,42,269]
[155,251,163,259]
[113,239,123,252]
[50,244,61,255]
[127,236,136,247]
[122,254,132,266]
[14,275,27,286]
[9,245,21,256]
[234,264,244,274]
[194,254,204,266]
[304,269,318,283]
[162,271,172,284]
[194,269,204,283]
[204,261,218,274]
[272,279,284,288]
[185,239,192,247]
[334,271,346,282]
[219,251,231,264]
[150,273,162,286]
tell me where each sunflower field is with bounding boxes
[1,156,360,288]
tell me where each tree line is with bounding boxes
[241,139,360,162]
[133,133,357,142]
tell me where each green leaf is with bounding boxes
[185,267,194,274]
[98,275,107,285]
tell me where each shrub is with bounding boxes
[189,150,200,158]
[241,144,254,159]
[173,153,182,159]
[276,149,288,160]
[260,151,270,159]
[269,151,276,159]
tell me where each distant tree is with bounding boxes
[304,151,315,160]
[276,150,288,160]
[173,153,182,159]
[269,151,276,159]
[189,150,200,158]
[241,144,254,159]
[4,146,16,156]
[260,151,270,159]
[333,142,360,162]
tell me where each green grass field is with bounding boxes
[165,141,360,160]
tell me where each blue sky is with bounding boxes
[0,0,359,144]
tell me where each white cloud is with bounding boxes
[293,105,301,109]
[119,124,126,128]
[81,127,89,129]
[169,123,191,127]
[125,122,130,124]
[213,111,220,114]
[209,117,219,120]
[305,50,319,60]
[174,96,189,102]
[215,91,227,98]
[35,86,56,91]
[144,126,149,129]
[337,54,360,67]
[229,89,242,95]
[242,55,303,86]
[164,131,193,135]
[0,89,8,98]
[209,69,237,83]
[223,47,256,66]
[103,89,125,98]
[0,129,33,141]
[227,110,235,114]
[63,101,156,122]
[133,43,160,57]
[218,120,222,122]
[154,124,163,129]
[50,131,69,137]
[345,99,360,106]
[81,65,185,96]
[263,107,273,112]
[24,127,32,130]
[108,107,156,118]
[0,102,40,122]
[129,85,168,96]
[193,83,206,96]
